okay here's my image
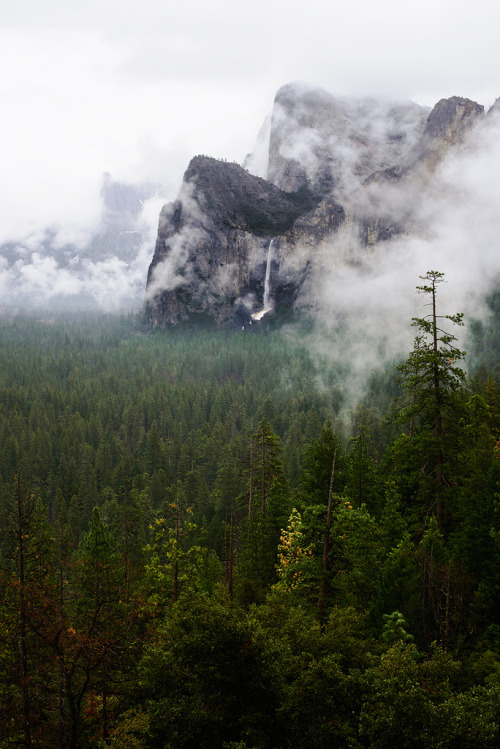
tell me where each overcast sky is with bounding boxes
[1,0,500,306]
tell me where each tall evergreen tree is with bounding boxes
[237,420,290,602]
[395,270,466,534]
[0,478,57,747]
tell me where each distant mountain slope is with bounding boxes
[0,175,164,310]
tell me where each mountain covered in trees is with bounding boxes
[144,82,493,327]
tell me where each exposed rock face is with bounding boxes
[408,96,484,171]
[144,155,342,325]
[144,83,487,327]
[266,82,430,197]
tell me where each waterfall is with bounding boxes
[263,239,273,309]
[250,239,274,321]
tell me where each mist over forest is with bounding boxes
[1,283,500,746]
[3,78,500,747]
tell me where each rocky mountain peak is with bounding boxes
[182,155,319,236]
[266,82,430,198]
[144,84,491,328]
[410,96,484,170]
[143,153,334,327]
[423,96,484,139]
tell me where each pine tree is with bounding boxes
[237,420,290,602]
[144,485,198,606]
[58,506,133,747]
[0,478,58,747]
[396,271,466,534]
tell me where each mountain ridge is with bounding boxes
[144,82,492,328]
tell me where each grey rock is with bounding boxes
[144,84,490,328]
[267,82,430,198]
[143,156,341,326]
[408,96,484,171]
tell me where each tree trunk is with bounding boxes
[431,279,444,531]
[228,507,234,602]
[173,499,179,603]
[15,481,32,749]
[318,450,337,625]
[248,438,253,516]
[58,552,65,749]
[261,426,266,518]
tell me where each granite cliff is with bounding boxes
[144,155,344,325]
[144,83,488,327]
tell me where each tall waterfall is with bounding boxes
[251,239,274,321]
[263,238,273,309]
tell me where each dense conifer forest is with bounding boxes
[2,277,500,747]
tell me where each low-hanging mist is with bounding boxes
[3,80,500,411]
[0,176,171,312]
[144,83,500,404]
[306,104,500,402]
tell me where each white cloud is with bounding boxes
[301,109,500,405]
[1,0,499,311]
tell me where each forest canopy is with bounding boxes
[1,279,500,748]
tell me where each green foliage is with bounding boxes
[382,610,414,644]
[1,288,500,746]
[144,499,222,605]
[138,591,282,749]
[299,419,346,503]
[273,508,315,594]
[104,707,150,749]
[236,419,291,603]
[360,644,499,748]
[394,271,467,530]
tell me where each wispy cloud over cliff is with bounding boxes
[301,105,500,402]
[1,0,500,312]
